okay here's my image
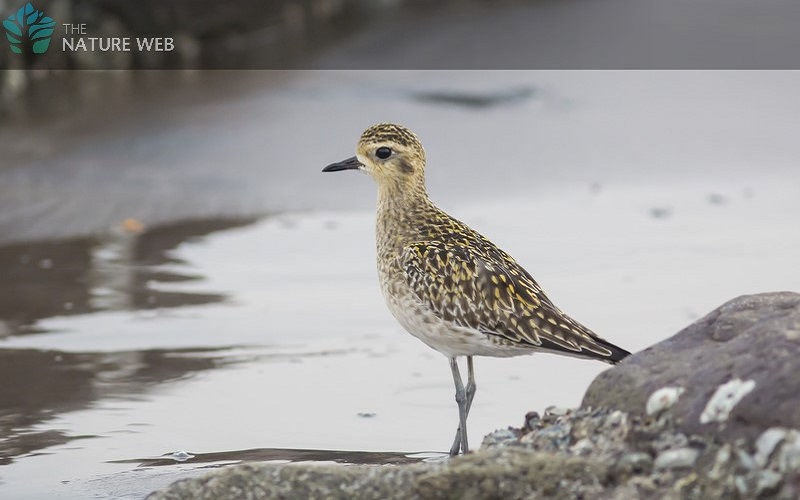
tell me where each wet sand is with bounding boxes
[0,70,799,498]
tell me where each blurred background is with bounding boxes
[1,1,800,499]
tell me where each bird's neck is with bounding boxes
[376,180,431,213]
[376,182,435,249]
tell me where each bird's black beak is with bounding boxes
[323,156,363,172]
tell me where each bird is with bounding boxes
[323,123,631,456]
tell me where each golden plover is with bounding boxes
[323,123,630,456]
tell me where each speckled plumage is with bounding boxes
[362,123,628,363]
[324,123,630,455]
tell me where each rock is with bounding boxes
[583,292,800,442]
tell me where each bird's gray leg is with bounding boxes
[449,356,476,455]
[448,357,470,456]
[465,356,477,412]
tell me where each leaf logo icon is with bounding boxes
[3,2,56,55]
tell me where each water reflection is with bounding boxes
[0,217,256,466]
[0,348,235,466]
[0,218,255,338]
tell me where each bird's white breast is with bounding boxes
[378,268,529,359]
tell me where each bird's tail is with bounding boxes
[595,337,631,365]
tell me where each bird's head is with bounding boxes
[323,123,427,195]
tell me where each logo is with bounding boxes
[3,2,55,55]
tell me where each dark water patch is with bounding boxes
[410,86,535,109]
[649,206,672,219]
[132,218,258,266]
[0,216,261,467]
[707,193,728,205]
[0,239,95,333]
[0,347,241,467]
[0,217,256,338]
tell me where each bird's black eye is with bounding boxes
[375,147,392,159]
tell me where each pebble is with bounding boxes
[654,448,700,469]
[524,411,541,431]
[169,451,194,462]
[754,427,787,467]
[615,452,653,476]
[708,445,732,480]
[755,470,783,496]
[569,438,594,456]
[606,410,626,426]
[734,475,749,495]
[699,378,756,424]
[481,428,518,448]
[646,386,685,416]
[544,405,568,416]
[736,449,758,471]
[778,431,800,473]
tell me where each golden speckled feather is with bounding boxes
[387,200,628,362]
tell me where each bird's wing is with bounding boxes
[400,241,619,360]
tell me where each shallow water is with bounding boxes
[0,70,799,498]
